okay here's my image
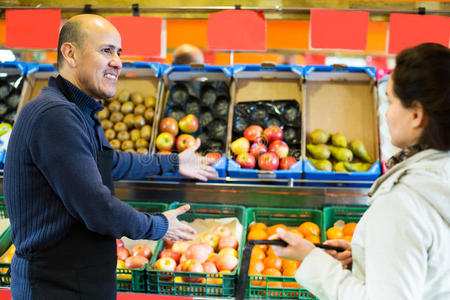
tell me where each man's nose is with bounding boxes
[110,54,122,70]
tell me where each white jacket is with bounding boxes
[296,149,450,300]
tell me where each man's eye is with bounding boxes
[102,48,112,54]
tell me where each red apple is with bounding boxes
[230,137,250,155]
[218,235,239,250]
[116,239,125,248]
[154,257,177,271]
[181,259,204,283]
[202,261,218,274]
[244,125,264,143]
[159,117,179,136]
[184,244,211,263]
[155,132,175,151]
[125,255,148,269]
[249,142,268,158]
[172,241,191,254]
[258,152,280,171]
[160,248,181,264]
[280,156,297,170]
[215,254,238,272]
[131,244,152,259]
[205,153,221,165]
[236,153,256,169]
[179,114,199,133]
[269,140,289,159]
[263,126,283,143]
[176,134,196,152]
[213,225,232,237]
[117,247,130,261]
[201,232,220,249]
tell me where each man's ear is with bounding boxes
[60,42,77,68]
[411,100,427,129]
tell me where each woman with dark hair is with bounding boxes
[273,43,450,299]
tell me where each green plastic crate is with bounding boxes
[0,198,12,287]
[116,201,168,292]
[245,207,322,299]
[147,202,246,298]
[322,206,368,242]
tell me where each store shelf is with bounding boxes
[0,177,369,208]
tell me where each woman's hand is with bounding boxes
[324,239,352,269]
[271,228,315,262]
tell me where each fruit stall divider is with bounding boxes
[227,63,304,182]
[16,62,162,156]
[150,64,233,182]
[302,65,381,187]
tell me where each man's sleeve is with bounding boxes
[29,106,168,240]
[111,151,179,180]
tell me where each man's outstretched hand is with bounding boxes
[162,204,196,242]
[178,138,218,181]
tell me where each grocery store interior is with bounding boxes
[0,0,449,299]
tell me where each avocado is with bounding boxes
[213,97,229,119]
[200,85,217,107]
[170,84,189,106]
[200,110,214,127]
[186,99,200,116]
[209,119,227,140]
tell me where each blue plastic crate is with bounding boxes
[303,160,380,187]
[228,158,303,181]
[154,65,233,183]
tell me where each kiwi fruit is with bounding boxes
[134,104,146,116]
[200,85,216,107]
[101,119,113,130]
[104,129,116,140]
[136,148,148,155]
[199,110,213,127]
[110,111,124,123]
[109,139,121,150]
[117,89,131,103]
[213,97,229,119]
[168,110,185,122]
[97,108,110,120]
[0,104,8,116]
[114,122,127,132]
[134,115,146,129]
[144,108,154,123]
[7,93,20,108]
[140,125,152,140]
[123,114,135,129]
[135,138,149,149]
[186,99,200,116]
[130,129,141,142]
[121,140,134,151]
[120,101,134,115]
[108,101,121,113]
[170,84,189,106]
[144,96,156,108]
[131,92,144,105]
[117,131,130,142]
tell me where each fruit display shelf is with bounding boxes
[147,202,246,298]
[116,201,168,293]
[244,207,322,299]
[302,65,381,187]
[152,64,234,182]
[322,206,368,242]
[0,199,11,287]
[0,62,27,126]
[227,64,304,183]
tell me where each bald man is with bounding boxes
[172,43,204,65]
[4,15,216,299]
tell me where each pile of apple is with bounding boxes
[153,225,239,284]
[116,239,152,270]
[156,115,221,165]
[230,125,297,171]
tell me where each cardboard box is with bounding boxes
[151,64,233,180]
[302,65,381,186]
[227,64,303,181]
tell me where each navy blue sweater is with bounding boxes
[4,77,177,297]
